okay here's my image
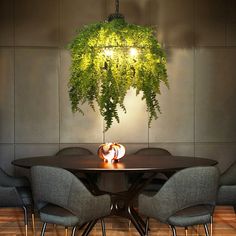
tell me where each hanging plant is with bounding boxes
[68,17,168,131]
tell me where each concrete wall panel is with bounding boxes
[15,48,59,143]
[15,0,59,46]
[59,50,103,143]
[148,0,194,47]
[149,49,194,142]
[195,143,236,172]
[195,48,236,142]
[60,0,105,46]
[0,0,14,46]
[0,48,14,143]
[195,0,226,46]
[226,0,236,46]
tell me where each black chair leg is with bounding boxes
[40,222,47,236]
[81,219,97,236]
[145,218,149,236]
[144,217,149,236]
[233,205,236,214]
[71,226,77,236]
[101,219,106,236]
[170,225,177,236]
[78,222,87,230]
[22,206,28,236]
[204,224,209,236]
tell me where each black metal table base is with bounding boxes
[83,172,157,236]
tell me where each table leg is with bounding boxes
[128,206,145,236]
[83,172,157,236]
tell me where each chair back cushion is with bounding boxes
[139,166,219,222]
[31,166,91,210]
[220,161,236,186]
[0,168,29,187]
[135,148,171,156]
[31,166,111,225]
[55,147,93,156]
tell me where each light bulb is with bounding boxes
[104,48,114,57]
[129,47,138,56]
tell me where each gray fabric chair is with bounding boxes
[135,147,172,156]
[0,168,34,236]
[217,161,236,212]
[55,147,93,156]
[134,148,172,193]
[139,166,219,236]
[55,147,98,194]
[31,166,111,236]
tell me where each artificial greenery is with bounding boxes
[69,18,168,131]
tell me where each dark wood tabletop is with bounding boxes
[12,154,217,173]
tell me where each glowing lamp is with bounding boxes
[129,47,138,57]
[104,48,114,57]
[68,0,168,132]
[98,143,125,163]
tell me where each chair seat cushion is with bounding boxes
[40,204,79,227]
[168,205,213,227]
[16,187,33,206]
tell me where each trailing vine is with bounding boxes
[69,18,168,131]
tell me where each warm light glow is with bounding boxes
[104,48,114,57]
[69,18,168,131]
[98,143,126,163]
[102,161,125,169]
[129,47,138,56]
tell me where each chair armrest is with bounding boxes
[69,193,111,225]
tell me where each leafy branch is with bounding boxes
[69,18,168,131]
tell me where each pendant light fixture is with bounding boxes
[68,0,168,131]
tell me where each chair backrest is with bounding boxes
[0,168,27,207]
[135,147,172,156]
[151,166,219,222]
[31,166,111,225]
[31,166,92,212]
[55,147,93,156]
[0,168,28,187]
[220,161,236,186]
[0,168,12,186]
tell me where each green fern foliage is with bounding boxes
[69,18,168,131]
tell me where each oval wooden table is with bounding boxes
[12,154,217,236]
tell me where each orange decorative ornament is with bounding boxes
[98,143,126,163]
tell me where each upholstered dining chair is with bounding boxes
[135,147,172,156]
[31,165,111,236]
[139,166,219,236]
[217,161,236,212]
[55,147,93,156]
[0,167,34,236]
[55,147,98,193]
[134,148,172,193]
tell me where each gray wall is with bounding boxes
[0,0,236,174]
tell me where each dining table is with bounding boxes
[12,154,217,236]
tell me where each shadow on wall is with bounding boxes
[144,0,196,49]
